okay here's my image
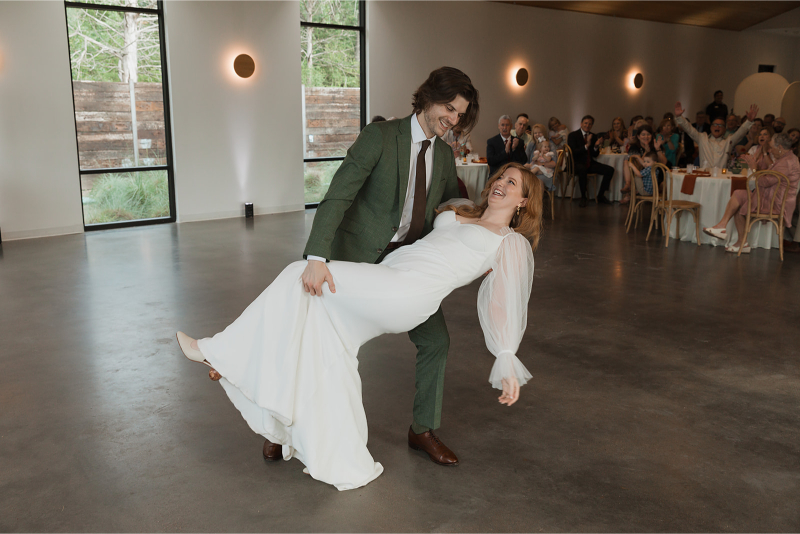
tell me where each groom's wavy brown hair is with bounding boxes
[412,67,480,134]
[440,163,544,251]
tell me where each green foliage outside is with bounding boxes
[301,0,360,88]
[83,171,169,224]
[67,5,162,83]
[304,161,343,204]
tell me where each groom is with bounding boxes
[261,67,479,467]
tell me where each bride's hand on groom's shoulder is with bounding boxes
[499,376,520,406]
[302,260,336,296]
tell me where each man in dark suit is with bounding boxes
[567,115,614,207]
[297,67,479,468]
[487,115,527,176]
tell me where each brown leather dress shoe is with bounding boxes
[262,438,282,462]
[407,426,459,466]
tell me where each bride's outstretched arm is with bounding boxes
[477,231,535,406]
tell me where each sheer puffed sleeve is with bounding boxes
[477,230,534,390]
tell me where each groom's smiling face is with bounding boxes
[419,95,468,138]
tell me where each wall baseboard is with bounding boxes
[178,203,305,223]
[1,224,84,242]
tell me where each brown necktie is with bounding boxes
[403,139,431,245]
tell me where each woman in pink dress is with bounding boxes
[703,133,800,253]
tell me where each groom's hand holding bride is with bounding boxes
[302,260,336,296]
[499,376,520,406]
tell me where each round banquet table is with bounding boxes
[666,172,782,249]
[557,152,627,201]
[455,160,490,203]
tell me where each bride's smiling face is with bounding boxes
[488,167,528,211]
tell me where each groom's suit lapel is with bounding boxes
[396,116,412,210]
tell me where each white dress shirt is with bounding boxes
[308,113,436,263]
[392,112,437,242]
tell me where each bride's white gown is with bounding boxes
[197,210,535,491]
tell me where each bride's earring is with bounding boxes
[516,205,521,216]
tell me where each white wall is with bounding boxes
[164,1,304,222]
[367,2,800,149]
[2,1,798,240]
[0,0,304,241]
[0,1,84,241]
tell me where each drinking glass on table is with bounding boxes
[686,163,694,173]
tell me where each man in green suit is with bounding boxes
[261,67,480,467]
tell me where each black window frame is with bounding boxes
[64,0,177,231]
[301,0,366,209]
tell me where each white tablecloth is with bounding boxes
[455,161,489,203]
[667,172,781,249]
[558,153,627,201]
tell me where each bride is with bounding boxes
[177,162,544,491]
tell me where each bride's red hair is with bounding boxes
[440,162,544,250]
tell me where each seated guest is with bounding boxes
[645,116,655,129]
[525,123,551,161]
[764,114,775,130]
[443,125,473,158]
[734,118,764,156]
[511,113,532,147]
[675,101,756,168]
[693,111,710,134]
[746,128,775,170]
[773,117,786,134]
[525,137,557,191]
[487,115,527,176]
[703,133,799,253]
[604,117,627,153]
[656,118,680,167]
[622,117,644,153]
[724,114,740,138]
[788,128,800,156]
[548,117,569,151]
[567,115,615,207]
[621,124,667,204]
[629,151,662,196]
[705,90,728,122]
[677,120,695,168]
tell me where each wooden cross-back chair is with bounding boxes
[739,169,791,260]
[657,164,700,247]
[563,144,598,202]
[625,160,656,233]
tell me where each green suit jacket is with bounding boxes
[304,114,461,264]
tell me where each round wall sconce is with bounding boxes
[633,73,644,89]
[515,68,529,87]
[233,54,255,78]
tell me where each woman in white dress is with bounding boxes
[176,162,544,491]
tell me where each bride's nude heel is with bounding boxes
[177,332,222,381]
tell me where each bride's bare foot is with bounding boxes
[191,339,200,351]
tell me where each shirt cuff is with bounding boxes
[307,255,328,263]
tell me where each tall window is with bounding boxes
[64,0,175,228]
[301,0,365,206]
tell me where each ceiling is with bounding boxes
[498,1,800,32]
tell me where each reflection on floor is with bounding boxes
[2,203,799,532]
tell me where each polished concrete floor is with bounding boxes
[2,202,799,532]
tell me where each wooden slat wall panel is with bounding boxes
[304,87,360,158]
[72,81,167,170]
